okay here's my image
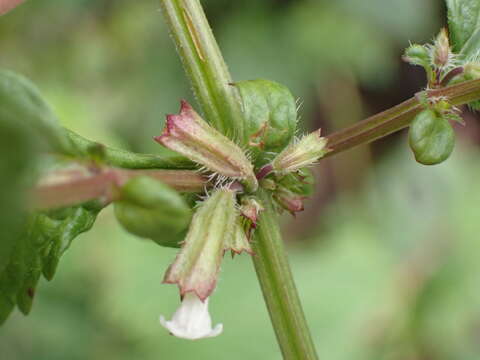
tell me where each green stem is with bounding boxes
[160,1,318,358]
[64,128,195,169]
[252,190,318,360]
[159,0,245,142]
[325,78,480,157]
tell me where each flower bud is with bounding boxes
[408,108,455,165]
[464,62,480,80]
[163,188,237,300]
[403,44,430,68]
[432,28,451,69]
[271,129,328,174]
[224,217,253,256]
[239,197,263,228]
[155,100,257,191]
[114,176,192,248]
[273,186,305,216]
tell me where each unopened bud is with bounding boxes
[114,176,192,248]
[224,217,253,256]
[273,186,305,216]
[464,62,480,80]
[271,129,328,174]
[155,100,257,191]
[403,44,430,68]
[239,197,263,227]
[433,28,451,69]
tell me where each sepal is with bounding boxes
[154,100,257,191]
[163,188,237,300]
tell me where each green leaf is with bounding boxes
[114,176,192,248]
[446,0,480,55]
[0,204,100,324]
[234,79,297,160]
[408,109,455,165]
[0,69,71,154]
[0,124,33,273]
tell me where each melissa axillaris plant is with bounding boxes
[2,0,480,358]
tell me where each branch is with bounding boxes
[325,78,480,157]
[252,190,318,360]
[159,0,246,142]
[30,168,207,211]
[160,1,319,357]
[64,128,195,169]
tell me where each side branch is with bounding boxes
[30,168,207,211]
[325,79,480,157]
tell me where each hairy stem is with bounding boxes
[159,0,245,142]
[64,128,195,169]
[252,190,318,360]
[160,1,318,357]
[325,78,480,157]
[30,168,206,210]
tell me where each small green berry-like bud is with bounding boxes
[114,176,192,248]
[271,129,328,174]
[163,188,237,300]
[234,79,297,156]
[408,109,455,165]
[155,100,257,191]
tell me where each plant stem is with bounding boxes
[64,129,195,169]
[252,189,318,360]
[160,1,318,358]
[159,0,245,142]
[30,168,206,210]
[325,78,480,157]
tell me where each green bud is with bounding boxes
[403,44,431,68]
[408,109,455,165]
[114,176,192,248]
[464,62,480,80]
[163,188,237,300]
[271,129,328,174]
[234,79,297,158]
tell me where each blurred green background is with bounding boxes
[1,0,480,359]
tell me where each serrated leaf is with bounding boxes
[446,0,480,55]
[0,125,32,272]
[39,205,100,280]
[114,176,191,248]
[234,79,297,159]
[0,204,100,324]
[408,109,455,165]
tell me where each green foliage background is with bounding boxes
[1,1,480,359]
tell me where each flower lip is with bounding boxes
[160,292,223,340]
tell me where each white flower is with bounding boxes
[160,293,223,340]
